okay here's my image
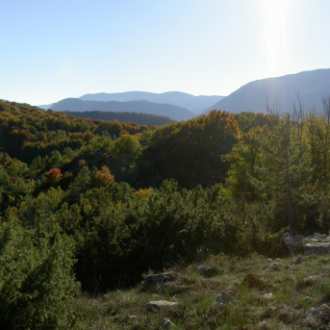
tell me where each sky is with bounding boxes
[1,0,330,105]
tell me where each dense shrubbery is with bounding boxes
[2,99,330,328]
[0,221,78,329]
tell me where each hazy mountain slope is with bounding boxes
[50,98,193,121]
[212,69,330,113]
[65,111,174,126]
[81,91,224,114]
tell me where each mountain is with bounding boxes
[49,98,193,121]
[65,111,174,126]
[212,69,330,113]
[80,91,224,114]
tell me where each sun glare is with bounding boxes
[258,0,292,75]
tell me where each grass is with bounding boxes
[75,254,330,329]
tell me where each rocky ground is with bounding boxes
[76,241,330,330]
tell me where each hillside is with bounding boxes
[213,69,330,113]
[81,91,224,114]
[3,100,330,329]
[65,110,174,126]
[50,98,194,120]
[0,100,148,162]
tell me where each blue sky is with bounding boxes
[1,0,330,104]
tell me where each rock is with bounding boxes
[142,272,176,289]
[242,273,268,290]
[312,233,327,240]
[294,256,304,264]
[303,233,330,255]
[258,320,271,330]
[215,292,232,306]
[282,232,304,255]
[304,304,330,328]
[261,292,273,301]
[277,305,299,323]
[128,314,138,321]
[304,313,321,328]
[304,242,330,255]
[161,318,176,329]
[267,261,281,271]
[197,264,219,277]
[142,272,190,294]
[283,232,330,256]
[314,304,330,322]
[146,300,179,312]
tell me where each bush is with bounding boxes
[0,221,78,329]
[71,181,229,291]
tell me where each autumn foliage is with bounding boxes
[95,165,115,184]
[47,167,62,180]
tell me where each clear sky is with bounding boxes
[1,0,330,104]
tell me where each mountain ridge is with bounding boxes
[212,68,330,113]
[50,98,193,121]
[80,91,224,114]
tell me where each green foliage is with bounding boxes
[65,110,174,126]
[58,181,231,291]
[235,112,279,132]
[0,153,35,214]
[139,111,240,187]
[4,97,330,310]
[109,134,142,181]
[226,112,330,234]
[0,221,78,329]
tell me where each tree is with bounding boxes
[139,111,240,187]
[109,134,142,182]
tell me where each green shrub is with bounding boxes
[0,221,78,329]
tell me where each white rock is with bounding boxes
[161,318,176,329]
[146,300,178,312]
[262,292,273,300]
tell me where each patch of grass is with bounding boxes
[75,254,330,329]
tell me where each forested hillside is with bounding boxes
[65,110,174,126]
[2,99,330,328]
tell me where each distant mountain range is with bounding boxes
[43,69,330,121]
[65,111,173,126]
[80,91,224,114]
[50,98,193,121]
[212,69,330,113]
